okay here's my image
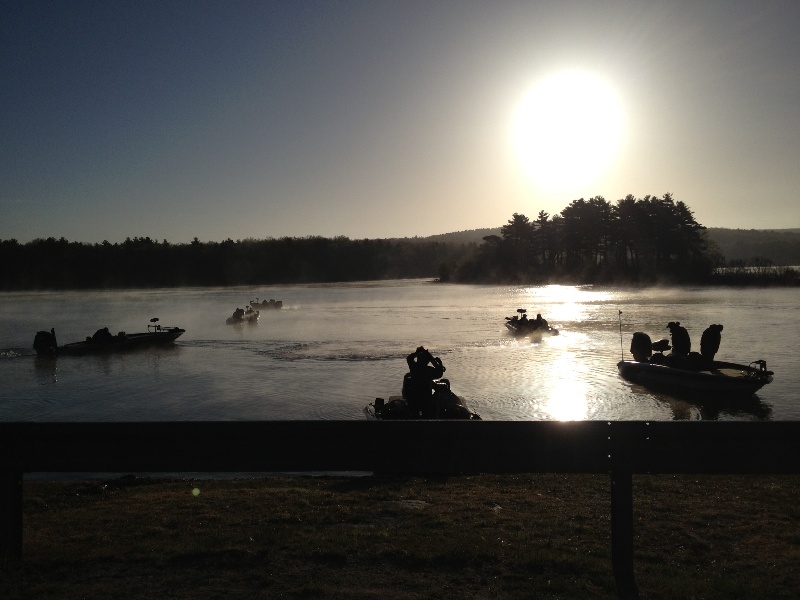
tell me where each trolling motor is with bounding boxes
[750,360,773,375]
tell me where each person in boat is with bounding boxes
[519,313,529,328]
[534,313,548,330]
[700,324,723,365]
[91,327,113,344]
[232,307,245,320]
[403,346,445,415]
[666,321,691,368]
[666,322,691,354]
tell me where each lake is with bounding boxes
[1,281,798,422]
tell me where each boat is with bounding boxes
[33,318,185,357]
[617,332,773,397]
[249,297,283,310]
[617,359,774,397]
[365,346,481,420]
[364,380,481,420]
[226,307,259,325]
[504,309,559,338]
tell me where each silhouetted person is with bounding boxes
[700,324,723,363]
[666,321,691,355]
[403,346,445,414]
[534,313,547,329]
[92,327,113,343]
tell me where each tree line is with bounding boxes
[449,193,720,284]
[0,235,472,290]
[2,193,797,290]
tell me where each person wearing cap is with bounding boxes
[666,321,691,355]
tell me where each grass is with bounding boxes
[2,474,798,599]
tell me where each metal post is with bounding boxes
[611,471,639,599]
[1,470,23,563]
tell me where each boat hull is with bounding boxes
[250,300,282,310]
[505,322,559,338]
[51,329,185,356]
[364,395,481,420]
[226,314,259,325]
[617,359,773,398]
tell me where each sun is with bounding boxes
[513,70,624,193]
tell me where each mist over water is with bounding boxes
[1,281,798,422]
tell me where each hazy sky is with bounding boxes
[2,0,799,244]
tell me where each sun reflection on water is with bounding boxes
[542,354,590,421]
[544,379,589,421]
[510,285,617,327]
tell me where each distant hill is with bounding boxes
[706,228,800,265]
[389,228,501,245]
[403,227,800,265]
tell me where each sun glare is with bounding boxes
[543,356,590,421]
[513,71,624,193]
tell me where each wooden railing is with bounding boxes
[2,420,799,599]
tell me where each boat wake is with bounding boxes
[259,341,402,362]
[185,339,404,363]
[0,348,36,359]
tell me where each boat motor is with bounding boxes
[33,328,58,356]
[630,332,652,362]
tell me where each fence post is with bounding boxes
[0,470,23,563]
[611,471,638,600]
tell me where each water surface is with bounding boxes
[1,281,797,421]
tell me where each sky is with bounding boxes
[2,0,799,244]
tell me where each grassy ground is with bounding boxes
[2,474,798,599]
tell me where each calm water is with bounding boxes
[1,281,798,422]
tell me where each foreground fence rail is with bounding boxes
[2,420,800,598]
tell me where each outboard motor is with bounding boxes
[630,332,652,362]
[33,328,58,356]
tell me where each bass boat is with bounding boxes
[617,332,773,398]
[364,380,481,420]
[226,307,259,325]
[249,298,283,310]
[504,309,559,338]
[34,318,185,357]
[365,346,481,420]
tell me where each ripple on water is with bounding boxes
[1,284,796,422]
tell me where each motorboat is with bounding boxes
[226,307,259,325]
[249,297,283,310]
[617,332,773,398]
[364,379,481,420]
[33,318,185,357]
[365,346,480,420]
[617,359,773,397]
[504,309,559,338]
